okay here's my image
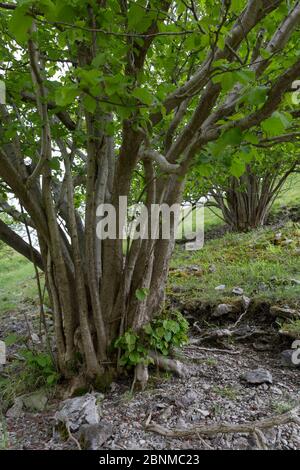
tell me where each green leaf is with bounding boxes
[4,334,19,346]
[221,128,243,146]
[49,158,61,171]
[198,164,213,177]
[135,287,149,301]
[83,95,97,113]
[47,374,57,385]
[213,72,236,93]
[164,331,172,342]
[129,352,140,364]
[125,332,137,346]
[244,132,259,144]
[128,3,153,32]
[213,69,255,93]
[92,53,107,68]
[132,87,153,106]
[261,112,291,137]
[231,0,243,12]
[143,323,153,335]
[9,5,33,44]
[230,158,246,178]
[55,85,78,107]
[244,86,268,106]
[235,70,255,85]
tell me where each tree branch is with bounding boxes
[0,218,44,270]
[140,148,180,174]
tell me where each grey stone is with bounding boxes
[30,333,41,345]
[22,391,48,412]
[234,437,250,450]
[198,409,210,418]
[282,239,293,246]
[242,296,251,309]
[212,303,233,318]
[242,368,273,385]
[6,397,24,419]
[232,287,244,295]
[55,394,102,432]
[177,417,188,428]
[202,384,211,392]
[178,390,198,407]
[189,265,202,272]
[79,421,113,450]
[215,284,226,291]
[280,350,300,369]
[270,306,299,319]
[258,283,268,291]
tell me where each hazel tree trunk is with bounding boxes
[211,164,298,232]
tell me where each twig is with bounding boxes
[65,422,82,450]
[20,203,56,368]
[197,433,214,450]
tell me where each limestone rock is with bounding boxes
[22,391,48,412]
[232,287,244,296]
[55,393,103,432]
[79,421,113,450]
[6,397,24,419]
[270,305,299,320]
[242,368,273,385]
[280,350,300,369]
[212,304,233,318]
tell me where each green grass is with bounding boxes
[0,243,39,314]
[169,222,300,306]
[280,319,300,339]
[177,205,223,239]
[273,173,300,210]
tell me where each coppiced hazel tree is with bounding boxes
[0,0,300,385]
[185,143,300,232]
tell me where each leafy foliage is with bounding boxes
[115,310,189,368]
[21,350,60,386]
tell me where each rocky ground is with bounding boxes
[1,305,300,451]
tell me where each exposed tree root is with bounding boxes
[133,353,187,390]
[185,345,240,355]
[146,405,300,448]
[191,326,274,346]
[65,422,82,451]
[132,363,149,392]
[149,352,187,377]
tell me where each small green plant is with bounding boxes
[211,403,223,416]
[21,351,60,386]
[271,400,294,414]
[115,310,189,368]
[145,311,189,356]
[213,385,238,400]
[205,358,218,367]
[280,319,300,338]
[114,330,149,367]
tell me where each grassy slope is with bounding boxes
[169,222,300,306]
[179,173,300,236]
[0,174,299,314]
[170,176,300,307]
[0,244,38,313]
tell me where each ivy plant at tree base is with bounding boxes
[0,0,299,387]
